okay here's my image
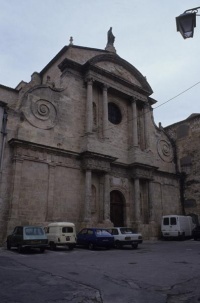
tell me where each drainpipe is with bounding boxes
[0,109,7,173]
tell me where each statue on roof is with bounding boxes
[105,27,116,53]
[107,27,115,46]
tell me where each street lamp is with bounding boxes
[176,6,200,39]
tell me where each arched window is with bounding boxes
[108,102,122,125]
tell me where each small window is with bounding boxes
[170,217,177,225]
[62,227,73,233]
[108,102,122,125]
[163,218,169,225]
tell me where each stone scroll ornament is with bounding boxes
[23,96,57,129]
[157,139,173,162]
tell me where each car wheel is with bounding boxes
[68,245,74,250]
[115,241,122,249]
[50,242,56,251]
[88,243,95,250]
[105,246,110,250]
[132,243,138,249]
[40,248,45,253]
[17,245,23,253]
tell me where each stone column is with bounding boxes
[86,78,93,133]
[131,98,138,147]
[103,173,110,222]
[144,103,149,149]
[149,181,154,222]
[102,85,108,138]
[46,164,55,221]
[9,159,23,222]
[134,178,140,222]
[84,169,92,221]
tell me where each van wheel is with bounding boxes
[7,241,11,250]
[50,242,56,251]
[180,233,185,241]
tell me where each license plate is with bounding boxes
[125,237,131,240]
[66,236,70,241]
[30,240,41,244]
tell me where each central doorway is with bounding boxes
[110,190,125,227]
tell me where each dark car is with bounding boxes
[76,228,114,250]
[7,226,48,253]
[192,225,200,240]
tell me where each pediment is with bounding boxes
[95,61,142,87]
[86,54,153,94]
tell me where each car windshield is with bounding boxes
[95,230,111,236]
[25,227,44,236]
[120,228,135,234]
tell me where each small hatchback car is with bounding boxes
[45,222,76,250]
[7,226,48,253]
[107,227,143,249]
[76,228,114,250]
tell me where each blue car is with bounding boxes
[77,228,114,250]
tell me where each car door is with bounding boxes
[77,229,88,245]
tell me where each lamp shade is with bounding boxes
[176,12,196,39]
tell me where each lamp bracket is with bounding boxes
[184,6,200,14]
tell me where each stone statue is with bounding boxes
[105,27,116,53]
[107,27,115,45]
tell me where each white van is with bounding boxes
[161,215,196,239]
[45,222,76,250]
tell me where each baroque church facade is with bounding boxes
[0,31,182,243]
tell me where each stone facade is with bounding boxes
[165,114,200,224]
[0,37,182,243]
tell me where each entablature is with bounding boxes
[129,163,158,180]
[80,151,117,173]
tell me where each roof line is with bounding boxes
[40,44,109,76]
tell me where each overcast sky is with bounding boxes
[1,0,200,126]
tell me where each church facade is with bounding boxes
[0,33,182,243]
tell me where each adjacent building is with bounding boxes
[165,114,200,225]
[0,31,182,243]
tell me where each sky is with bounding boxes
[0,0,200,127]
